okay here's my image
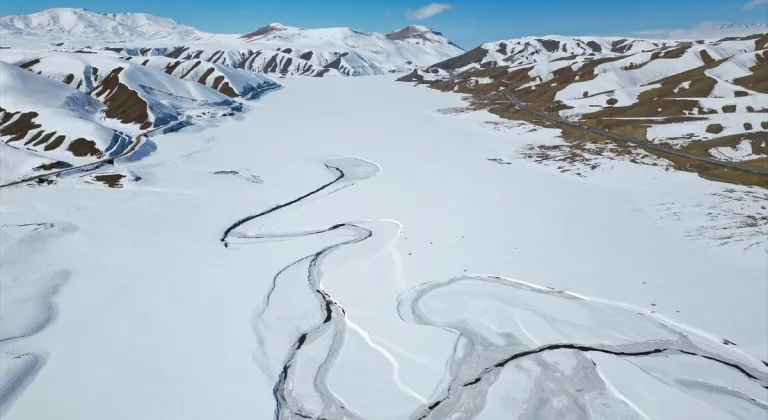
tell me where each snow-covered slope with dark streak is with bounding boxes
[235,23,463,74]
[128,56,281,98]
[0,8,210,42]
[1,9,464,77]
[13,53,245,129]
[0,61,124,173]
[430,35,683,71]
[1,75,766,420]
[170,47,337,77]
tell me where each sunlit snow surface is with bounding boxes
[0,76,766,419]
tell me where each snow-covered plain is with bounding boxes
[1,75,766,419]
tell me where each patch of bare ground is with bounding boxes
[18,58,40,69]
[755,34,768,50]
[92,173,125,188]
[699,49,715,65]
[27,131,55,146]
[551,55,578,62]
[744,122,753,130]
[0,107,41,142]
[733,50,768,93]
[33,161,72,172]
[706,124,724,134]
[209,75,238,98]
[43,135,65,151]
[721,105,737,113]
[91,68,152,130]
[197,67,215,84]
[212,75,225,90]
[67,138,103,158]
[164,60,183,75]
[179,61,201,79]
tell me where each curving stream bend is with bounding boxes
[221,157,768,420]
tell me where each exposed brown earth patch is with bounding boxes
[699,49,715,65]
[654,44,691,60]
[735,90,749,97]
[611,39,631,54]
[62,74,75,85]
[218,82,238,98]
[34,161,71,171]
[67,138,103,158]
[706,124,724,134]
[18,58,41,69]
[163,60,183,75]
[212,75,225,90]
[721,105,737,113]
[430,46,489,71]
[732,51,768,93]
[197,67,215,84]
[755,34,768,50]
[27,131,55,146]
[43,135,65,151]
[92,173,125,188]
[25,131,43,145]
[91,67,152,130]
[744,122,753,130]
[0,108,41,142]
[240,24,286,40]
[166,46,189,59]
[179,60,201,79]
[536,39,561,53]
[33,131,55,146]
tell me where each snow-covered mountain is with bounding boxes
[168,23,463,75]
[403,31,768,182]
[429,36,686,71]
[0,61,124,166]
[1,9,463,76]
[660,22,768,40]
[0,8,210,42]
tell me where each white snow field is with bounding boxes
[1,75,766,420]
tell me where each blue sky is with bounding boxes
[1,1,766,48]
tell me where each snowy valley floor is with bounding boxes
[1,75,766,419]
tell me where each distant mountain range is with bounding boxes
[0,8,464,75]
[0,8,209,41]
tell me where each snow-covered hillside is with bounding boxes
[0,75,765,420]
[0,49,273,183]
[404,32,768,178]
[0,61,123,167]
[1,9,464,76]
[0,7,210,42]
[663,23,768,40]
[9,53,242,129]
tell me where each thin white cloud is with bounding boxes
[631,29,683,36]
[742,0,768,10]
[632,20,767,40]
[405,3,452,20]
